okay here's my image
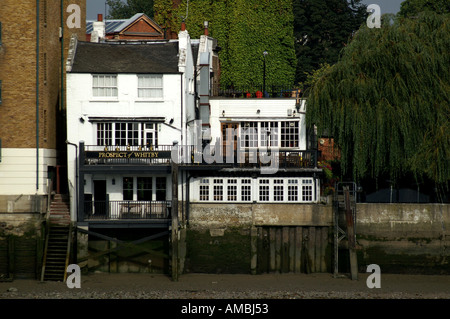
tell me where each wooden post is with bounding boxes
[307,227,316,272]
[250,226,258,275]
[289,227,295,272]
[8,236,14,279]
[282,227,289,273]
[294,227,302,273]
[269,228,275,272]
[344,188,358,280]
[171,161,179,281]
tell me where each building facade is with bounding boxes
[66,27,196,228]
[66,21,322,273]
[0,1,85,220]
[0,0,86,279]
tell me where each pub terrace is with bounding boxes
[80,142,318,169]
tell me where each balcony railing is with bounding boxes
[183,149,318,169]
[81,144,317,169]
[83,200,171,221]
[212,84,303,99]
[83,144,173,166]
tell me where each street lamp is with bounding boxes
[263,50,268,96]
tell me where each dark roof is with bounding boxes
[70,41,180,74]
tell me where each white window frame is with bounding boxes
[258,179,270,202]
[96,122,159,147]
[301,179,314,202]
[239,121,299,149]
[92,74,118,99]
[199,179,210,201]
[288,179,299,202]
[213,179,223,201]
[281,121,300,148]
[137,74,163,100]
[273,179,284,201]
[240,179,252,202]
[196,177,315,203]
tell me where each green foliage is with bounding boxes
[154,0,297,88]
[306,12,450,186]
[299,62,331,92]
[398,0,450,17]
[293,0,368,84]
[106,0,154,19]
[153,0,181,38]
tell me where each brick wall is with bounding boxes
[0,0,86,150]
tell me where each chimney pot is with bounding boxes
[97,14,103,22]
[181,21,186,31]
[204,21,209,36]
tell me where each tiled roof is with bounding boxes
[70,41,180,74]
[86,13,161,35]
[86,19,127,34]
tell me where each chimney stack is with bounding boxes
[204,21,209,36]
[91,13,106,42]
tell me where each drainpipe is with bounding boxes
[36,0,40,191]
[60,0,64,113]
[186,174,193,225]
[66,141,79,221]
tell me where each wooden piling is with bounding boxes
[269,228,276,272]
[255,226,331,274]
[289,227,295,272]
[294,227,302,273]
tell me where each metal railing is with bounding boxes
[185,148,318,169]
[81,144,317,169]
[212,84,303,99]
[83,200,171,221]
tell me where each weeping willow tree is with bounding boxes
[306,13,450,190]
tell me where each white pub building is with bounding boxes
[65,23,322,256]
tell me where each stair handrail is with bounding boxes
[40,180,53,281]
[45,179,54,221]
[63,222,73,283]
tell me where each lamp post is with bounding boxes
[263,50,268,95]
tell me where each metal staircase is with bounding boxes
[41,194,72,282]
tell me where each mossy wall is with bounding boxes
[185,227,252,274]
[350,203,450,274]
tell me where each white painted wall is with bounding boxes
[209,99,307,150]
[176,31,196,147]
[66,71,187,220]
[0,148,57,195]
